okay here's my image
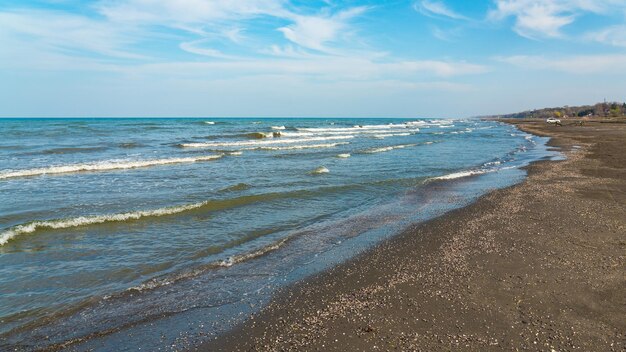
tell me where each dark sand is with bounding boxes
[200,119,625,351]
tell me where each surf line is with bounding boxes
[0,155,224,180]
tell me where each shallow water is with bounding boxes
[0,118,558,350]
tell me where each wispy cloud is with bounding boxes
[0,10,145,60]
[488,0,626,39]
[98,0,290,24]
[497,54,626,73]
[585,25,626,48]
[415,0,469,20]
[430,25,464,42]
[278,7,369,52]
[488,0,574,38]
[0,3,487,83]
[123,57,488,82]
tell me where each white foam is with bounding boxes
[271,126,285,130]
[296,124,415,133]
[204,121,215,125]
[0,155,223,180]
[371,133,412,139]
[336,153,351,158]
[180,135,354,148]
[405,121,427,126]
[432,169,488,180]
[281,126,419,137]
[363,144,417,154]
[218,237,290,268]
[253,142,348,151]
[311,166,329,174]
[0,201,209,246]
[131,236,293,292]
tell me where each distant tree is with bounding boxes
[594,103,607,117]
[610,104,621,117]
[554,111,563,118]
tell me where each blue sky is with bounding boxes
[1,0,625,117]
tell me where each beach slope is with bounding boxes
[203,119,625,351]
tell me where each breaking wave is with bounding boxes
[432,169,489,180]
[362,144,417,154]
[179,135,354,148]
[0,155,223,180]
[0,202,209,246]
[0,185,362,246]
[310,166,330,174]
[251,142,349,151]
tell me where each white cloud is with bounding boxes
[497,54,626,73]
[430,26,463,41]
[97,0,371,56]
[0,10,144,60]
[415,1,468,20]
[489,0,574,38]
[278,7,368,52]
[126,56,488,81]
[586,25,626,48]
[179,40,237,59]
[488,0,626,39]
[98,0,289,24]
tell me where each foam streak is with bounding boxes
[0,155,223,180]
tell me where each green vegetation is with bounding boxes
[485,101,626,119]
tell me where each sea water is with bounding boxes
[0,118,558,350]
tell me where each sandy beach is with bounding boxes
[202,119,626,351]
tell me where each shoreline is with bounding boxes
[199,119,625,351]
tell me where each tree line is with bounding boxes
[484,101,626,119]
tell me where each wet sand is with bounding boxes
[200,119,626,351]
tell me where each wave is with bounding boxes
[40,147,107,155]
[432,169,488,180]
[219,183,251,192]
[130,235,294,293]
[245,132,273,139]
[371,133,412,139]
[362,144,417,154]
[0,186,358,246]
[118,142,142,149]
[0,155,223,180]
[251,142,349,151]
[310,166,329,175]
[218,236,290,268]
[271,126,285,130]
[280,128,418,138]
[204,121,215,125]
[294,125,419,134]
[336,153,351,158]
[179,135,354,148]
[296,123,413,133]
[0,202,209,246]
[432,164,519,181]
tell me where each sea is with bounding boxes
[0,118,560,351]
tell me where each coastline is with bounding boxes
[199,119,625,351]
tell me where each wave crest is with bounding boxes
[0,155,223,180]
